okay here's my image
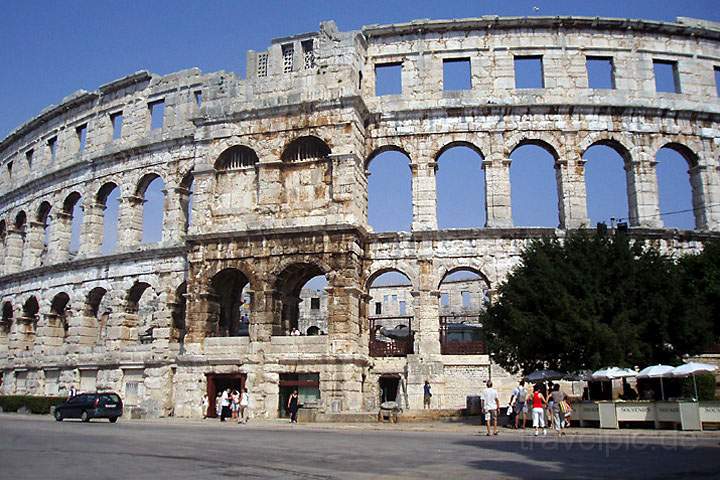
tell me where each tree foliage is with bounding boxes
[482,232,717,375]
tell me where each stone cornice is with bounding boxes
[186,223,369,245]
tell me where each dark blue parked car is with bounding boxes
[54,392,123,423]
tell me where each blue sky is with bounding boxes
[2,0,717,244]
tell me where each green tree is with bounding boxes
[676,240,720,348]
[482,231,712,375]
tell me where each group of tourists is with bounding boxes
[203,387,250,424]
[481,379,572,436]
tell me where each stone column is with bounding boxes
[106,312,138,351]
[117,195,144,249]
[162,185,191,245]
[483,158,513,228]
[690,163,720,231]
[627,146,662,228]
[47,212,73,264]
[556,156,590,229]
[66,311,100,351]
[3,229,25,274]
[411,289,441,355]
[36,314,66,350]
[411,161,438,231]
[23,221,45,269]
[78,202,105,257]
[326,285,363,355]
[187,168,214,236]
[249,288,275,342]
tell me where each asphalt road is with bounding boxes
[1,415,719,480]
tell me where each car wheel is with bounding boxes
[54,410,63,422]
[109,417,118,423]
[81,411,90,423]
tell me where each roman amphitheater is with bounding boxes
[0,16,719,419]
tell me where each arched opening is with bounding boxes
[22,296,39,320]
[583,142,631,226]
[297,274,328,336]
[509,142,560,227]
[274,263,327,336]
[215,145,259,170]
[14,211,27,267]
[366,148,412,232]
[0,219,7,273]
[436,144,486,228]
[97,182,120,254]
[367,270,414,357]
[180,172,194,233]
[50,292,71,339]
[63,192,84,254]
[0,301,12,347]
[171,282,187,343]
[438,269,489,354]
[656,144,698,229]
[85,287,110,345]
[281,136,330,162]
[137,175,165,244]
[36,201,52,262]
[126,282,159,344]
[208,268,251,337]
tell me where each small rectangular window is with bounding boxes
[653,60,681,93]
[76,124,87,152]
[282,43,294,73]
[25,149,33,167]
[441,292,449,306]
[383,295,388,303]
[311,297,320,310]
[391,294,398,303]
[302,40,315,69]
[461,291,472,308]
[149,100,165,130]
[47,136,57,161]
[586,56,615,89]
[375,302,382,315]
[7,161,13,177]
[257,53,268,77]
[375,63,402,96]
[399,300,406,315]
[514,55,544,89]
[194,90,202,107]
[110,111,123,140]
[714,66,720,97]
[443,58,472,91]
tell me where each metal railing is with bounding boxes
[369,316,414,357]
[439,315,486,355]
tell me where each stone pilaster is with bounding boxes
[411,161,438,231]
[250,288,275,342]
[187,168,214,236]
[627,147,662,228]
[117,195,144,249]
[78,202,105,257]
[163,185,191,245]
[23,221,46,269]
[36,314,66,350]
[3,229,25,274]
[411,289,441,355]
[106,312,138,350]
[327,285,363,354]
[47,212,73,264]
[483,159,513,228]
[691,163,720,231]
[556,156,589,229]
[257,161,283,207]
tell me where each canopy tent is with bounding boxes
[637,364,675,400]
[671,362,718,400]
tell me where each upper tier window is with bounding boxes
[281,136,330,162]
[586,57,615,89]
[215,145,259,170]
[443,58,472,91]
[653,60,681,93]
[282,43,294,73]
[375,63,402,96]
[514,56,544,89]
[149,100,165,130]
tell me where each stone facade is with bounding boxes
[1,17,719,418]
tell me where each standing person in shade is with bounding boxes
[201,394,209,419]
[287,389,299,423]
[215,392,222,418]
[238,387,250,424]
[481,380,500,436]
[550,384,567,436]
[423,380,432,409]
[230,390,240,421]
[511,380,528,429]
[67,385,77,398]
[531,384,548,436]
[220,388,231,422]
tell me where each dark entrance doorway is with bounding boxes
[278,373,320,418]
[379,375,400,403]
[206,373,246,418]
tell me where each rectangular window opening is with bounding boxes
[48,136,57,161]
[461,291,472,308]
[302,40,315,69]
[375,302,382,315]
[282,43,294,73]
[653,60,681,93]
[586,56,615,89]
[399,300,407,316]
[7,161,13,177]
[714,66,720,97]
[441,292,449,306]
[149,100,165,130]
[257,53,268,77]
[375,63,402,96]
[443,58,472,91]
[514,55,544,89]
[76,124,87,152]
[391,294,398,303]
[194,90,202,107]
[110,111,123,140]
[310,297,320,310]
[25,149,33,167]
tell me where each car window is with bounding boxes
[107,394,121,403]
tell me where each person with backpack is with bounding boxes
[510,380,529,429]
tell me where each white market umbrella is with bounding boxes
[671,362,718,400]
[637,364,675,400]
[591,367,637,381]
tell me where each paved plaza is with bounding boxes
[1,414,719,479]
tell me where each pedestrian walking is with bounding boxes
[287,389,299,423]
[550,384,567,435]
[238,387,250,424]
[481,380,499,436]
[201,394,209,419]
[423,380,432,409]
[531,384,547,436]
[510,380,528,429]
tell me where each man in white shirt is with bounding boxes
[482,380,500,436]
